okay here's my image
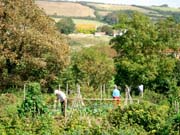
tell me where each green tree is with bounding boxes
[103,12,118,25]
[56,17,75,34]
[71,47,115,89]
[0,0,69,89]
[98,25,113,36]
[111,12,179,93]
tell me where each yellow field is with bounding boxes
[35,1,95,17]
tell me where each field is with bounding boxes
[97,11,111,16]
[53,18,108,27]
[35,1,95,17]
[35,1,180,22]
[150,6,180,12]
[68,33,112,50]
[87,3,151,13]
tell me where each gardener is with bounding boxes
[54,89,67,116]
[138,84,144,98]
[112,84,120,105]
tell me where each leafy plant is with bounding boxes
[17,82,48,117]
[108,103,168,134]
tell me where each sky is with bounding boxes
[70,0,180,8]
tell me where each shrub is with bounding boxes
[108,103,168,134]
[158,113,180,135]
[56,17,75,34]
[17,82,48,117]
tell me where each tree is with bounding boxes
[98,25,113,36]
[56,17,75,34]
[103,12,118,25]
[110,12,180,93]
[0,0,69,89]
[71,47,115,89]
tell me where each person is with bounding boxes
[138,84,144,98]
[112,84,120,105]
[54,89,67,116]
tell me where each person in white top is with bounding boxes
[54,89,67,116]
[138,84,144,98]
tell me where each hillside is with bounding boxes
[36,1,96,17]
[35,0,180,22]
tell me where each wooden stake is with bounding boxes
[100,85,103,100]
[23,84,26,100]
[66,83,68,96]
[103,84,106,98]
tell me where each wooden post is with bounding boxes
[23,84,26,100]
[175,101,177,113]
[100,84,103,100]
[103,84,106,98]
[65,99,67,121]
[137,99,139,104]
[66,83,68,96]
[177,102,179,114]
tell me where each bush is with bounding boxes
[17,82,48,117]
[157,113,180,135]
[108,103,169,134]
[56,17,75,34]
[98,25,113,36]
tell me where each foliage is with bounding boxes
[111,12,180,93]
[71,47,115,89]
[0,0,70,90]
[108,103,169,134]
[143,90,168,105]
[56,17,75,34]
[103,12,119,25]
[17,82,48,117]
[174,60,180,86]
[97,25,113,36]
[158,113,180,135]
[0,114,60,135]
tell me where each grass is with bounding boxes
[150,6,180,12]
[52,17,108,27]
[68,33,112,51]
[97,11,111,16]
[87,3,151,13]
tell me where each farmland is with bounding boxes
[86,3,151,13]
[53,18,107,27]
[36,0,180,27]
[36,1,96,17]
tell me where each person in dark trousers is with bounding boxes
[54,89,67,116]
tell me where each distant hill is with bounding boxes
[35,0,180,24]
[36,1,96,18]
